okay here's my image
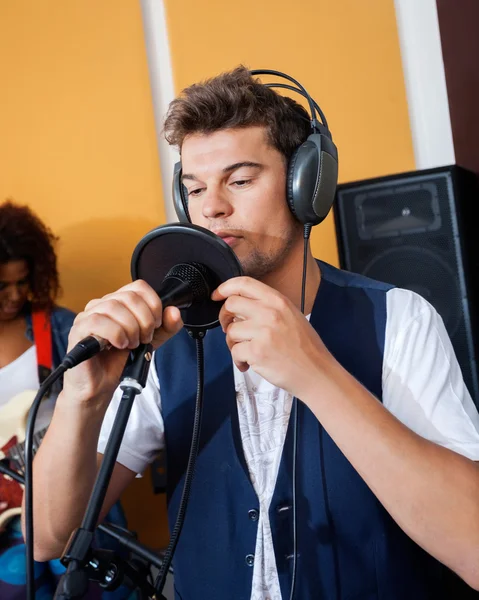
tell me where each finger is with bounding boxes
[82,293,157,345]
[86,280,163,328]
[212,276,276,302]
[151,306,183,348]
[218,296,258,332]
[225,321,258,352]
[219,311,235,334]
[224,320,256,348]
[68,312,133,351]
[161,306,183,335]
[230,340,252,372]
[223,295,261,319]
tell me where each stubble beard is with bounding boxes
[240,221,302,281]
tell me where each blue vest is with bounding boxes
[155,261,446,599]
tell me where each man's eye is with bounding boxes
[188,188,203,197]
[232,179,251,187]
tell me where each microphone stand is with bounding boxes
[6,466,164,599]
[54,547,156,599]
[55,343,164,600]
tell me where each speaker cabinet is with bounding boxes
[334,165,479,405]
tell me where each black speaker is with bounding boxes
[334,165,479,405]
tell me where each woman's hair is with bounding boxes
[0,200,60,311]
[164,65,311,161]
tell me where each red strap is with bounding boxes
[31,310,53,371]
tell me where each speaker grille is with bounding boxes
[335,166,479,404]
[362,246,462,337]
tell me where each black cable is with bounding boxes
[319,427,341,600]
[154,331,206,594]
[301,225,312,312]
[289,222,313,600]
[24,364,68,600]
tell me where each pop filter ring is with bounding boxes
[131,223,243,331]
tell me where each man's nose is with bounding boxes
[201,187,233,219]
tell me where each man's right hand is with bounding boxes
[62,279,183,406]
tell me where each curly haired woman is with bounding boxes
[0,200,133,599]
[0,200,74,405]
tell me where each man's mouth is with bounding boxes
[221,236,239,246]
[213,231,242,247]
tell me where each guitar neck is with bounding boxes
[7,426,48,472]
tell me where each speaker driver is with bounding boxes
[362,246,462,338]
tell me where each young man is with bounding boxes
[28,67,479,599]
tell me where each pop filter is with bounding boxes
[131,223,243,331]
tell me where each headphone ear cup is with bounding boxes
[173,162,191,223]
[287,134,338,225]
[286,148,301,219]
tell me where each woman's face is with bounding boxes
[0,259,30,321]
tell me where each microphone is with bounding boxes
[61,223,243,370]
[62,261,217,369]
[156,262,215,310]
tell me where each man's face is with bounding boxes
[181,126,302,279]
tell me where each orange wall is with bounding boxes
[0,0,165,314]
[164,0,415,265]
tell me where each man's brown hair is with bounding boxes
[164,66,311,161]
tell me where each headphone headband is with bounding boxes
[249,69,319,122]
[263,83,331,139]
[249,68,330,133]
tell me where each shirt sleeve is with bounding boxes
[97,354,164,475]
[383,287,479,461]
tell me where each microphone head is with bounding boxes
[163,262,213,303]
[131,223,243,331]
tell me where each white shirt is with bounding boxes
[0,345,55,433]
[98,288,479,599]
[0,346,39,408]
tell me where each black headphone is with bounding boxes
[172,69,338,226]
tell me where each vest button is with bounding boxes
[248,509,259,521]
[245,554,255,567]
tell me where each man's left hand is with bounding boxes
[212,276,331,396]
